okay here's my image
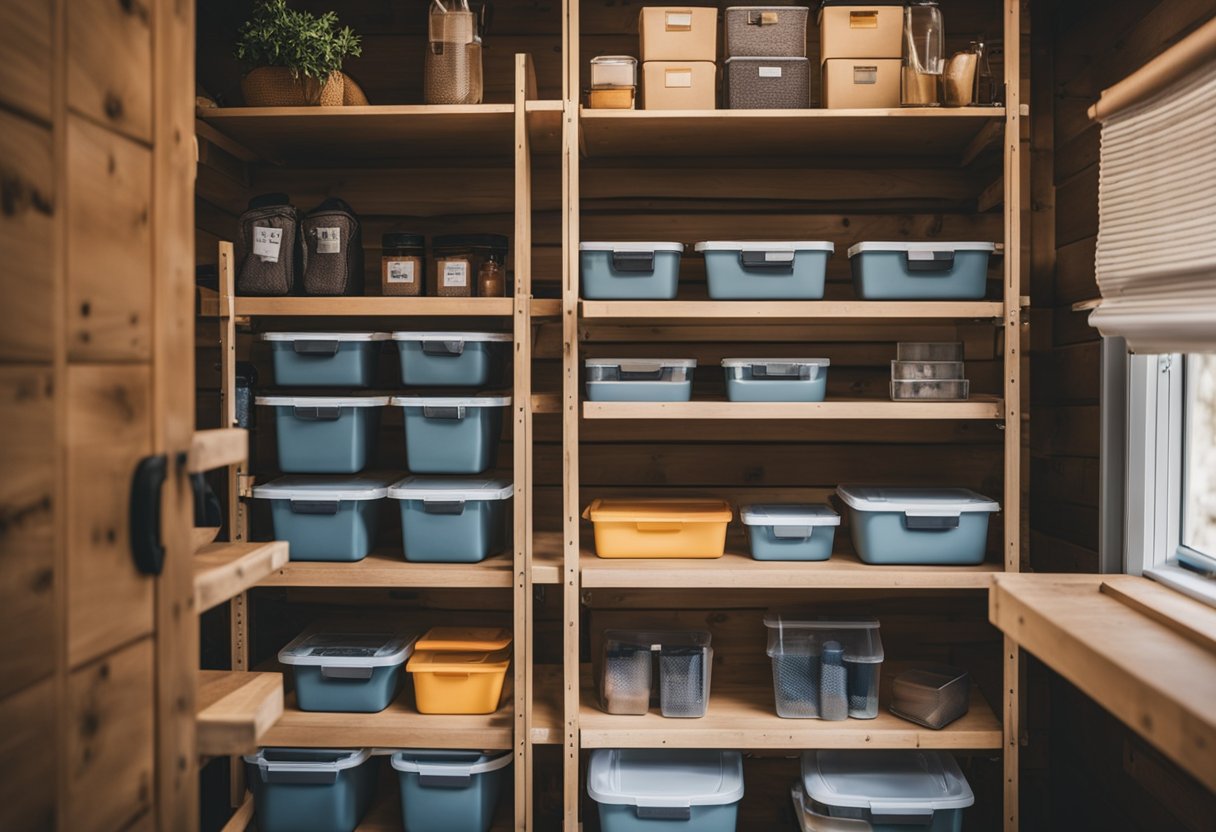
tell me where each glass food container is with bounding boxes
[432,234,509,297]
[425,0,488,105]
[381,232,425,296]
[902,0,944,106]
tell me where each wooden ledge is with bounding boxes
[197,670,284,757]
[990,574,1216,792]
[195,540,289,613]
[187,428,247,473]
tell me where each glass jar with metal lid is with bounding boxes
[432,233,509,297]
[381,232,426,296]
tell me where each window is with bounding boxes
[1182,354,1216,566]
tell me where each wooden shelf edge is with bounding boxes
[579,300,1007,321]
[582,398,1005,421]
[195,541,290,613]
[198,670,285,758]
[188,428,247,473]
[233,296,516,317]
[258,550,515,589]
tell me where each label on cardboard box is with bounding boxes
[664,10,692,30]
[665,68,693,88]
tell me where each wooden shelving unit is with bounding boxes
[582,397,1005,421]
[258,550,519,589]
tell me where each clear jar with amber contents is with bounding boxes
[381,232,425,296]
[432,234,509,297]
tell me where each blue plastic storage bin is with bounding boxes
[262,331,389,387]
[388,477,513,563]
[836,486,999,566]
[588,749,743,832]
[391,394,510,474]
[741,505,839,561]
[391,331,512,387]
[722,358,829,402]
[585,359,696,402]
[253,474,394,561]
[244,748,379,832]
[798,750,974,832]
[580,242,684,299]
[849,242,996,300]
[696,241,834,299]
[278,630,421,713]
[391,750,512,832]
[257,395,387,474]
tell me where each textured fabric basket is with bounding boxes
[236,196,300,296]
[301,198,364,296]
[724,6,809,58]
[725,57,809,109]
[241,66,344,106]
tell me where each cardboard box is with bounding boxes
[642,61,717,109]
[822,58,901,108]
[818,3,904,61]
[639,7,719,62]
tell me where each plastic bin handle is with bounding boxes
[259,764,340,786]
[773,524,813,540]
[740,250,795,272]
[292,340,340,356]
[421,339,466,356]
[903,513,961,530]
[416,766,475,788]
[321,665,375,680]
[292,406,342,421]
[610,250,656,273]
[904,250,956,273]
[422,405,466,420]
[422,499,467,515]
[752,362,811,380]
[633,521,685,533]
[868,802,936,823]
[289,499,341,515]
[635,799,692,821]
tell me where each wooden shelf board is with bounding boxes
[258,549,516,589]
[197,670,284,757]
[579,107,1006,159]
[582,397,1004,421]
[232,296,515,317]
[578,671,1001,750]
[260,690,514,749]
[529,298,563,317]
[579,300,1006,321]
[187,427,247,473]
[580,550,1000,590]
[531,665,564,745]
[532,531,563,585]
[195,541,289,613]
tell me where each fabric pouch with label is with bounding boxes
[301,197,364,296]
[236,193,300,296]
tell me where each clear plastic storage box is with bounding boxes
[256,396,387,474]
[585,358,696,402]
[836,486,999,565]
[262,331,388,387]
[244,748,379,832]
[722,358,830,402]
[588,749,744,832]
[387,476,513,563]
[391,330,511,388]
[252,474,394,561]
[278,629,421,713]
[897,342,964,362]
[600,629,714,718]
[741,504,839,561]
[764,612,884,720]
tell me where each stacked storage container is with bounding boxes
[278,629,421,713]
[724,6,810,109]
[407,627,513,714]
[819,1,905,108]
[638,7,718,109]
[244,748,379,832]
[390,750,513,832]
[588,749,744,832]
[891,341,969,401]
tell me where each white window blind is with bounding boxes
[1090,56,1216,354]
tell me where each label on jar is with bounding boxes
[386,260,416,283]
[252,226,282,262]
[442,260,469,287]
[315,227,342,254]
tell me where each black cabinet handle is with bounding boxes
[130,454,168,576]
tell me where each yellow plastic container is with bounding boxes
[408,647,512,714]
[415,626,513,652]
[583,498,733,559]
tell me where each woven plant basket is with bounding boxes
[241,66,344,106]
[341,72,370,105]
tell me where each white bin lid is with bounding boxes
[801,750,975,813]
[579,242,685,252]
[587,749,744,809]
[243,748,371,769]
[252,474,396,501]
[255,395,390,408]
[261,331,389,342]
[389,393,512,407]
[278,630,421,668]
[390,331,512,342]
[721,358,830,368]
[388,476,514,501]
[695,241,834,252]
[741,504,839,527]
[585,358,697,369]
[836,486,999,515]
[847,241,996,258]
[390,749,513,775]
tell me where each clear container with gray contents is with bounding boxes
[764,612,883,720]
[600,629,713,718]
[890,378,970,400]
[897,341,964,362]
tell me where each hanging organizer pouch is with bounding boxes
[848,242,996,300]
[697,241,834,299]
[390,393,511,474]
[585,358,697,402]
[255,395,388,474]
[243,748,379,832]
[587,749,744,832]
[583,498,732,559]
[388,476,514,563]
[836,486,1000,566]
[741,504,840,561]
[391,330,512,387]
[391,750,513,832]
[722,357,830,402]
[252,473,394,562]
[301,197,364,296]
[580,242,684,299]
[262,331,389,387]
[278,629,422,712]
[236,194,300,296]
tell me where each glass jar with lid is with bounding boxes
[588,55,638,109]
[381,232,426,296]
[432,234,509,297]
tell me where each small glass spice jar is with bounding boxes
[478,250,506,297]
[381,232,425,296]
[432,234,509,297]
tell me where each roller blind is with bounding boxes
[1090,59,1216,354]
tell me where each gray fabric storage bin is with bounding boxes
[741,504,839,560]
[725,6,809,57]
[836,486,999,565]
[725,57,810,109]
[697,241,833,299]
[392,330,512,387]
[244,748,378,832]
[278,630,421,713]
[585,358,696,402]
[257,395,387,474]
[388,476,513,563]
[722,358,829,402]
[253,474,394,562]
[391,750,512,832]
[588,749,744,832]
[580,242,684,299]
[237,200,299,296]
[262,332,389,388]
[301,198,363,296]
[391,394,510,474]
[849,242,996,300]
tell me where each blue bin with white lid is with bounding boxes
[257,395,387,474]
[388,476,513,563]
[587,749,744,832]
[580,242,684,299]
[253,474,394,561]
[391,394,510,474]
[696,241,834,299]
[585,358,696,402]
[722,358,830,402]
[278,629,421,712]
[243,747,379,832]
[798,750,974,832]
[391,331,512,388]
[390,749,512,832]
[848,242,996,300]
[836,486,999,566]
[261,331,389,387]
[741,504,840,561]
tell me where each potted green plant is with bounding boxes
[235,0,363,107]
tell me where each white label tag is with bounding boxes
[315,227,341,254]
[441,261,469,287]
[854,66,879,85]
[759,66,783,78]
[665,69,693,88]
[665,10,692,29]
[252,226,283,263]
[387,260,416,283]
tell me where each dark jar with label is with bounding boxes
[381,232,426,296]
[432,233,509,297]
